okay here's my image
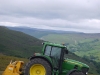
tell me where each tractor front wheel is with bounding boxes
[24,58,52,75]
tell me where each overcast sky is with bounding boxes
[0,0,100,33]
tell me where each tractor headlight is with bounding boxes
[86,72,88,75]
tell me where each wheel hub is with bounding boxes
[30,64,46,75]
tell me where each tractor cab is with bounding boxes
[43,42,68,72]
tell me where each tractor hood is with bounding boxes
[62,58,89,70]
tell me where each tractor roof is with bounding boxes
[43,42,66,48]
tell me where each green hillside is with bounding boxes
[0,26,43,57]
[42,34,100,62]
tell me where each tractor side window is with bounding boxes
[44,46,51,56]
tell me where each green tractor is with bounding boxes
[24,42,89,75]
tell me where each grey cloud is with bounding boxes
[0,0,100,19]
[0,0,100,33]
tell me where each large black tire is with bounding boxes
[24,58,52,75]
[69,71,85,75]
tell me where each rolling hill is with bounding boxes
[0,26,43,57]
[8,27,83,38]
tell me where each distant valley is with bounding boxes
[8,27,100,62]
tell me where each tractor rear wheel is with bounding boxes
[24,58,52,75]
[69,71,85,75]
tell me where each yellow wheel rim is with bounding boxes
[30,64,46,75]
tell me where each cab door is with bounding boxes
[44,45,64,72]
